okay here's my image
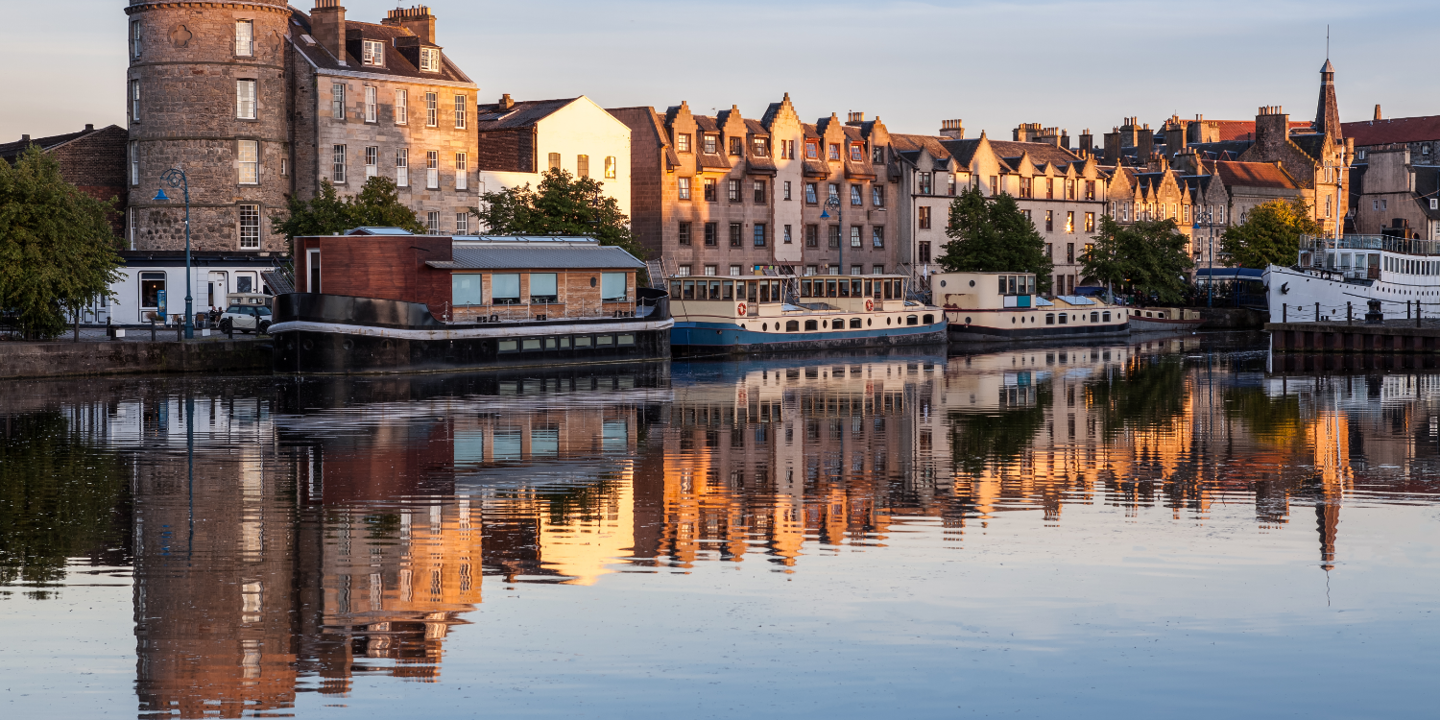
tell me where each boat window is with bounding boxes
[723,280,734,300]
[852,279,863,296]
[850,318,862,328]
[864,280,872,297]
[618,334,635,346]
[786,320,799,332]
[671,280,683,297]
[544,337,558,350]
[839,280,850,298]
[498,340,519,352]
[522,338,542,351]
[597,335,614,346]
[804,320,818,331]
[832,319,844,329]
[906,315,918,326]
[771,281,782,302]
[923,314,934,324]
[682,280,695,299]
[1059,314,1068,325]
[801,279,812,297]
[1046,313,1055,325]
[558,336,571,348]
[759,282,771,303]
[709,281,722,300]
[998,276,1007,294]
[492,273,521,304]
[575,336,592,348]
[1103,311,1111,322]
[601,272,628,301]
[826,279,837,298]
[1091,312,1099,322]
[453,273,482,306]
[530,273,558,304]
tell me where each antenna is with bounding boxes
[1326,25,1330,59]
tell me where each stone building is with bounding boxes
[0,124,129,235]
[1343,113,1440,239]
[122,0,477,252]
[610,96,906,279]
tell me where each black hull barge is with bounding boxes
[271,292,672,375]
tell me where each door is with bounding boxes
[307,249,321,293]
[208,271,228,312]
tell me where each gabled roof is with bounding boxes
[984,139,1082,167]
[1289,133,1330,164]
[1342,115,1440,147]
[607,106,679,169]
[288,10,473,85]
[475,98,576,130]
[1213,161,1299,190]
[888,134,955,163]
[0,125,113,161]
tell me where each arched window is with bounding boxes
[923,314,934,324]
[906,315,918,326]
[849,318,862,328]
[1103,311,1111,322]
[832,319,845,329]
[803,320,817,331]
[1046,313,1055,325]
[786,320,799,332]
[1090,312,1099,323]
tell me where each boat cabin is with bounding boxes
[294,230,646,323]
[932,272,1039,310]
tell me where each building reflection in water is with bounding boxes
[9,346,1440,716]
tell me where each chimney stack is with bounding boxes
[939,119,964,139]
[499,93,514,110]
[1374,104,1382,121]
[84,123,94,132]
[21,134,30,143]
[1078,129,1093,158]
[311,0,347,64]
[384,5,437,44]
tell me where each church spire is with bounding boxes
[1314,58,1342,139]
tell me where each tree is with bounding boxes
[471,168,645,261]
[937,186,1054,293]
[1082,217,1193,304]
[271,177,426,249]
[0,147,122,339]
[1219,197,1322,269]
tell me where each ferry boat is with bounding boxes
[1264,234,1440,322]
[270,230,672,374]
[933,271,1131,344]
[666,273,947,355]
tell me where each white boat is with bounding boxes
[1265,234,1440,323]
[933,271,1131,344]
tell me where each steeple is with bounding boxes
[1314,58,1342,139]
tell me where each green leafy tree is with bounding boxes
[1219,197,1323,268]
[1082,217,1194,303]
[271,177,426,249]
[938,186,1054,293]
[472,168,645,261]
[0,147,122,339]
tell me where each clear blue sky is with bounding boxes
[2,0,1432,142]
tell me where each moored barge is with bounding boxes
[934,271,1130,345]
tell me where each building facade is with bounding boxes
[475,95,631,217]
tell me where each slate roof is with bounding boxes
[0,125,110,161]
[888,134,955,162]
[1342,115,1440,147]
[475,98,575,130]
[1416,166,1440,220]
[288,11,473,85]
[607,106,679,169]
[1213,161,1299,190]
[431,244,645,270]
[985,140,1082,167]
[1289,133,1331,164]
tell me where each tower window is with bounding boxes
[235,20,254,57]
[130,19,142,59]
[236,80,257,119]
[237,140,259,185]
[420,48,440,72]
[130,80,140,123]
[239,204,260,249]
[129,141,139,186]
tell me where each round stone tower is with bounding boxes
[125,0,291,253]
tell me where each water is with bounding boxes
[2,336,1438,718]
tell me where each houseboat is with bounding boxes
[1128,307,1205,333]
[934,271,1130,345]
[667,273,947,355]
[1265,234,1440,323]
[270,230,671,374]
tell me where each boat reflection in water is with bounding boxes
[3,335,1439,717]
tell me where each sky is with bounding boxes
[2,0,1434,143]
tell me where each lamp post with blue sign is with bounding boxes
[155,168,193,339]
[821,192,842,273]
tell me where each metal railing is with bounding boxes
[1302,234,1440,257]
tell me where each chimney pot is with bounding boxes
[1374,104,1382,121]
[21,134,30,143]
[85,123,94,131]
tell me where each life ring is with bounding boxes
[737,303,747,317]
[865,299,874,312]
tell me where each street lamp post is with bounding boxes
[155,168,193,339]
[822,193,842,274]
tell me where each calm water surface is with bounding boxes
[2,336,1437,718]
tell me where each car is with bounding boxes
[219,304,272,334]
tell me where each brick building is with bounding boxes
[0,124,129,234]
[122,0,477,253]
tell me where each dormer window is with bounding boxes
[805,141,818,159]
[362,40,385,67]
[702,134,717,154]
[752,137,769,157]
[419,47,440,72]
[849,143,863,162]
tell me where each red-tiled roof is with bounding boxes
[1342,115,1440,147]
[1213,161,1298,190]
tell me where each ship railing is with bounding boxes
[1302,234,1440,256]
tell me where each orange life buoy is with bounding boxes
[737,303,747,317]
[865,299,874,312]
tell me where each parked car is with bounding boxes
[219,304,272,334]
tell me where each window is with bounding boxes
[850,226,862,248]
[420,47,441,72]
[601,272,627,301]
[395,148,408,187]
[948,175,957,196]
[130,19,142,59]
[805,141,818,159]
[918,206,931,230]
[362,39,384,66]
[1045,210,1054,232]
[729,137,743,156]
[239,204,260,249]
[129,142,138,186]
[1183,205,1190,224]
[455,153,467,190]
[783,181,792,201]
[425,92,438,127]
[456,212,469,234]
[849,143,864,162]
[332,83,345,119]
[548,152,561,171]
[1066,179,1076,200]
[426,151,439,189]
[702,134,717,154]
[990,176,998,195]
[753,137,769,156]
[1085,180,1096,201]
[1066,243,1075,263]
[677,177,691,200]
[491,274,521,304]
[729,223,742,247]
[805,183,818,204]
[577,154,590,178]
[678,222,691,246]
[395,89,408,125]
[828,143,841,161]
[1020,177,1032,198]
[361,85,376,122]
[918,241,931,263]
[1046,178,1055,199]
[872,227,884,248]
[873,145,885,164]
[727,179,741,202]
[238,140,259,184]
[806,225,818,247]
[130,80,140,123]
[362,146,378,178]
[427,211,440,233]
[754,223,767,247]
[730,265,742,277]
[235,20,254,57]
[453,274,482,306]
[868,186,882,207]
[676,133,692,153]
[828,225,840,248]
[703,265,717,276]
[704,222,717,246]
[605,156,617,179]
[1084,212,1095,233]
[918,172,933,195]
[851,185,862,206]
[530,273,558,304]
[454,94,467,129]
[784,225,792,244]
[828,183,840,202]
[332,144,346,183]
[236,80,257,119]
[1066,211,1075,233]
[703,178,716,201]
[754,180,766,204]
